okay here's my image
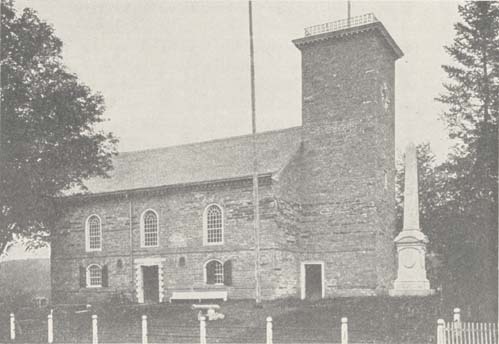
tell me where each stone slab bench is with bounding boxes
[191,304,220,310]
[169,290,228,302]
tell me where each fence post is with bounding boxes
[437,319,445,344]
[48,311,54,344]
[10,313,15,341]
[341,317,348,344]
[453,308,461,323]
[266,316,273,344]
[200,316,206,344]
[453,308,461,344]
[92,314,98,344]
[142,315,148,344]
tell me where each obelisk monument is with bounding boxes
[390,142,433,296]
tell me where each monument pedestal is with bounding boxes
[389,230,434,297]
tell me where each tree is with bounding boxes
[395,4,499,317]
[437,1,498,203]
[435,1,498,319]
[0,0,117,254]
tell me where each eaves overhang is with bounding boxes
[60,173,274,202]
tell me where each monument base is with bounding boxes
[389,288,435,296]
[389,279,434,297]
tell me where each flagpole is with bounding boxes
[347,0,352,27]
[248,0,261,304]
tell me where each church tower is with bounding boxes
[293,14,403,296]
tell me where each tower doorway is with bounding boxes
[300,262,324,300]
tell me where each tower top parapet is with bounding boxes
[294,13,404,59]
[304,13,378,37]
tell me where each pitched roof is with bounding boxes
[78,126,302,195]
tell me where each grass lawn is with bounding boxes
[1,295,445,343]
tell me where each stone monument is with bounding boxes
[389,142,433,296]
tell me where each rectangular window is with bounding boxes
[86,215,102,251]
[87,265,102,287]
[205,205,223,244]
[144,231,158,247]
[89,235,100,250]
[214,262,224,284]
[206,260,224,285]
[142,210,159,247]
[90,272,101,287]
[207,228,223,243]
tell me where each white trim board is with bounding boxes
[135,257,166,265]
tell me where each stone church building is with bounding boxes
[51,14,403,304]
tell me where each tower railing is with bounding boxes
[304,13,378,37]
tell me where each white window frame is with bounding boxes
[203,259,224,285]
[86,264,102,288]
[85,214,102,252]
[140,209,159,248]
[202,204,224,246]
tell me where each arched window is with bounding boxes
[86,215,102,252]
[141,209,159,247]
[205,260,224,285]
[203,204,223,245]
[87,264,102,287]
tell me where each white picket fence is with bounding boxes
[8,312,351,344]
[437,308,498,344]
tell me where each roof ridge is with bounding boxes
[118,125,302,157]
[75,124,303,195]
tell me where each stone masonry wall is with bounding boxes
[272,144,303,250]
[52,178,289,304]
[269,146,304,298]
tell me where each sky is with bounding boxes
[4,0,462,261]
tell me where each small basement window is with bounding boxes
[179,257,186,267]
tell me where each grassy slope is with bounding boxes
[33,296,443,344]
